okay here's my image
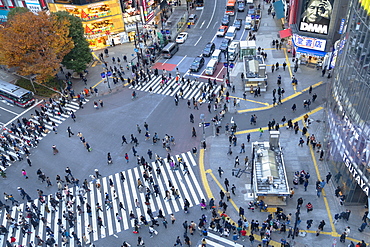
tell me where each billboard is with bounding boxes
[299,0,334,35]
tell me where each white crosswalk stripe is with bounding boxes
[129,75,222,101]
[0,151,204,247]
[198,232,244,247]
[0,99,89,171]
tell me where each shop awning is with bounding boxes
[279,29,292,38]
[296,47,326,57]
[273,0,285,19]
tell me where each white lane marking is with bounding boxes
[161,59,169,65]
[194,37,202,46]
[3,99,39,127]
[0,106,18,115]
[206,0,218,29]
[199,20,205,29]
[216,66,226,79]
[211,34,218,43]
[177,55,187,66]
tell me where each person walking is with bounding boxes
[240,143,245,153]
[192,127,197,137]
[171,214,176,224]
[326,172,332,183]
[52,145,59,155]
[218,167,224,178]
[107,153,112,164]
[224,178,230,191]
[67,126,74,137]
[26,156,32,167]
[259,127,264,138]
[21,169,28,179]
[121,135,127,145]
[125,153,129,163]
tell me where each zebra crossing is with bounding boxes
[0,151,205,247]
[0,98,89,171]
[129,75,223,101]
[197,232,243,247]
[198,232,244,247]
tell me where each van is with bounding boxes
[188,14,197,24]
[211,49,222,62]
[162,42,179,58]
[228,40,240,61]
[205,59,218,76]
[246,0,253,3]
[225,26,237,40]
[245,16,252,29]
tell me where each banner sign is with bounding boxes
[293,34,327,51]
[299,0,334,35]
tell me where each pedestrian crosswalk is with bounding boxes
[129,75,223,102]
[0,151,205,247]
[0,99,89,171]
[198,232,244,247]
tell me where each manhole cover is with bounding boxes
[241,189,247,194]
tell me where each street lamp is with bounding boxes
[226,47,230,84]
[200,113,205,141]
[135,21,145,67]
[292,203,301,240]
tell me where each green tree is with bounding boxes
[7,7,29,20]
[53,11,92,73]
[0,12,73,83]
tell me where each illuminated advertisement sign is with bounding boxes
[299,0,334,35]
[293,34,327,51]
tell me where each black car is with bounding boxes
[190,56,205,72]
[202,42,216,57]
[219,38,231,52]
[233,19,242,30]
[222,15,230,26]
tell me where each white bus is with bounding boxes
[0,80,35,107]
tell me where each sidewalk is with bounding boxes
[201,1,369,247]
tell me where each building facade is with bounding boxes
[326,0,370,204]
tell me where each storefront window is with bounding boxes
[64,3,114,20]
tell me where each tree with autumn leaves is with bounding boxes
[0,11,73,83]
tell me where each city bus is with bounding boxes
[0,80,35,107]
[225,0,237,15]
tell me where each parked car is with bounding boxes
[219,38,231,52]
[203,42,216,57]
[238,2,245,12]
[190,56,205,72]
[176,32,188,43]
[222,15,230,26]
[233,19,242,30]
[217,25,228,37]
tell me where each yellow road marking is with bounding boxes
[92,79,105,89]
[237,81,324,113]
[199,149,214,199]
[228,95,269,106]
[235,106,324,135]
[303,119,336,234]
[92,52,100,61]
[283,48,296,92]
[199,106,365,243]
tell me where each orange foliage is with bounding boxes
[0,12,73,83]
